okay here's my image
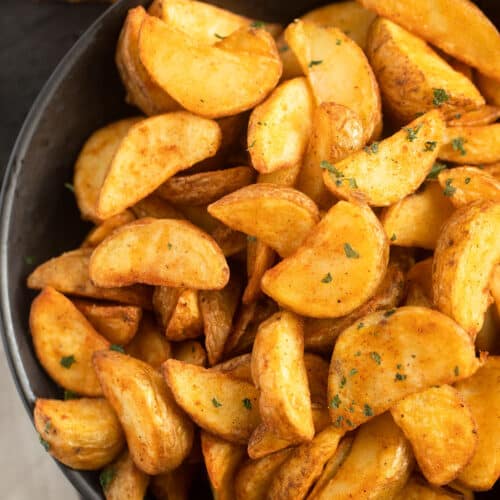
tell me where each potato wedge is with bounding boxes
[251,311,314,441]
[285,20,381,142]
[97,112,221,218]
[257,163,301,187]
[150,463,195,500]
[116,7,179,116]
[126,314,172,370]
[380,182,455,249]
[100,451,149,500]
[297,103,363,209]
[153,286,182,330]
[448,105,500,127]
[456,356,500,490]
[305,353,331,433]
[235,448,293,500]
[163,359,260,444]
[367,18,484,123]
[328,307,480,431]
[484,162,500,181]
[201,432,246,500]
[213,353,252,383]
[73,299,142,345]
[130,194,184,220]
[395,476,468,500]
[437,166,500,207]
[475,72,500,106]
[172,340,207,367]
[93,350,194,474]
[30,288,109,396]
[268,426,344,500]
[157,167,254,206]
[247,77,313,174]
[34,398,124,470]
[313,413,412,499]
[89,218,229,289]
[208,184,319,258]
[439,124,500,164]
[74,118,141,223]
[165,289,203,342]
[242,239,276,304]
[139,17,282,118]
[391,385,477,485]
[323,111,446,206]
[491,265,500,317]
[262,201,389,318]
[81,211,136,248]
[406,258,434,308]
[433,201,500,335]
[474,305,499,353]
[247,424,296,459]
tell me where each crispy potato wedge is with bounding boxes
[262,201,389,318]
[367,18,484,123]
[213,353,252,383]
[81,211,136,248]
[328,306,480,431]
[73,299,142,345]
[247,424,296,459]
[437,166,500,207]
[116,7,179,116]
[200,274,242,366]
[323,111,446,206]
[358,0,500,80]
[297,103,363,209]
[172,340,207,367]
[100,451,150,500]
[30,288,109,396]
[305,353,331,433]
[268,426,344,500]
[474,304,499,353]
[208,184,319,257]
[93,350,194,474]
[247,77,314,174]
[201,432,246,500]
[150,463,195,500]
[74,118,142,223]
[313,413,412,499]
[406,258,434,308]
[276,34,302,80]
[153,286,182,331]
[484,162,500,181]
[163,359,260,444]
[242,239,276,304]
[433,201,500,335]
[89,218,229,289]
[475,72,500,106]
[139,17,282,118]
[456,356,500,490]
[380,182,455,249]
[34,398,124,470]
[257,163,301,187]
[97,112,221,218]
[235,448,293,500]
[165,289,203,342]
[285,20,381,142]
[439,124,500,165]
[251,311,314,441]
[391,385,477,485]
[130,194,184,220]
[157,167,254,206]
[304,260,406,353]
[126,314,172,370]
[448,105,500,127]
[395,476,468,500]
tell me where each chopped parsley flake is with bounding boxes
[464,177,471,184]
[60,355,75,369]
[242,398,252,410]
[443,178,456,197]
[336,39,342,45]
[344,243,359,259]
[348,178,358,189]
[426,162,447,179]
[279,44,289,53]
[384,309,396,317]
[357,324,364,330]
[451,137,467,156]
[390,233,397,242]
[39,435,50,451]
[395,373,407,381]
[329,394,341,409]
[110,344,125,353]
[365,142,379,154]
[321,272,333,284]
[454,366,460,376]
[250,21,266,28]
[64,182,74,193]
[370,352,382,365]
[247,235,257,243]
[355,350,362,356]
[212,398,222,408]
[99,468,116,490]
[363,404,374,417]
[64,390,79,400]
[167,242,173,250]
[454,113,462,119]
[346,419,355,427]
[340,376,347,388]
[308,59,323,67]
[405,124,422,142]
[396,364,403,370]
[432,88,450,106]
[424,141,437,152]
[248,140,256,150]
[333,415,344,427]
[349,368,358,376]
[44,421,52,432]
[214,33,226,40]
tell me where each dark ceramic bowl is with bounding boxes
[1,0,499,498]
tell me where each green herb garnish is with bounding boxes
[39,435,50,451]
[340,376,347,388]
[370,352,382,365]
[424,141,437,152]
[333,415,344,427]
[64,390,79,400]
[212,398,222,408]
[443,178,456,197]
[242,398,252,410]
[321,272,333,284]
[329,394,341,409]
[427,162,447,179]
[390,233,397,242]
[451,137,467,156]
[357,324,364,331]
[60,355,75,369]
[99,468,116,490]
[250,21,266,28]
[384,309,396,317]
[64,182,74,193]
[308,59,323,67]
[110,344,125,353]
[336,39,342,45]
[247,235,257,243]
[364,142,379,154]
[349,368,358,376]
[395,373,407,381]
[432,88,450,106]
[344,243,359,259]
[454,366,460,376]
[214,33,226,40]
[405,124,422,142]
[363,404,373,417]
[465,177,471,184]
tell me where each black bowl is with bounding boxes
[1,0,499,498]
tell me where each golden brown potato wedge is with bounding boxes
[484,162,500,181]
[172,340,207,367]
[100,451,150,500]
[153,286,182,331]
[437,166,500,207]
[456,356,500,490]
[304,353,331,433]
[89,218,229,289]
[391,385,477,485]
[405,258,434,308]
[439,124,500,164]
[139,17,282,118]
[297,103,363,209]
[474,304,499,353]
[395,476,468,500]
[74,118,141,223]
[251,311,314,442]
[448,105,500,127]
[73,299,142,345]
[163,359,260,444]
[165,289,203,342]
[257,163,302,187]
[30,288,109,396]
[81,211,136,248]
[380,182,455,249]
[323,111,446,206]
[150,463,195,500]
[212,353,252,383]
[242,239,276,304]
[156,167,254,206]
[475,72,500,106]
[358,0,500,80]
[285,19,381,142]
[247,424,297,460]
[235,448,293,500]
[312,413,412,499]
[367,18,484,123]
[208,184,319,257]
[97,112,221,218]
[433,201,500,336]
[201,432,246,500]
[125,314,172,370]
[262,201,389,318]
[328,306,480,431]
[130,194,184,220]
[247,77,313,174]
[491,265,500,317]
[34,398,124,470]
[93,350,194,474]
